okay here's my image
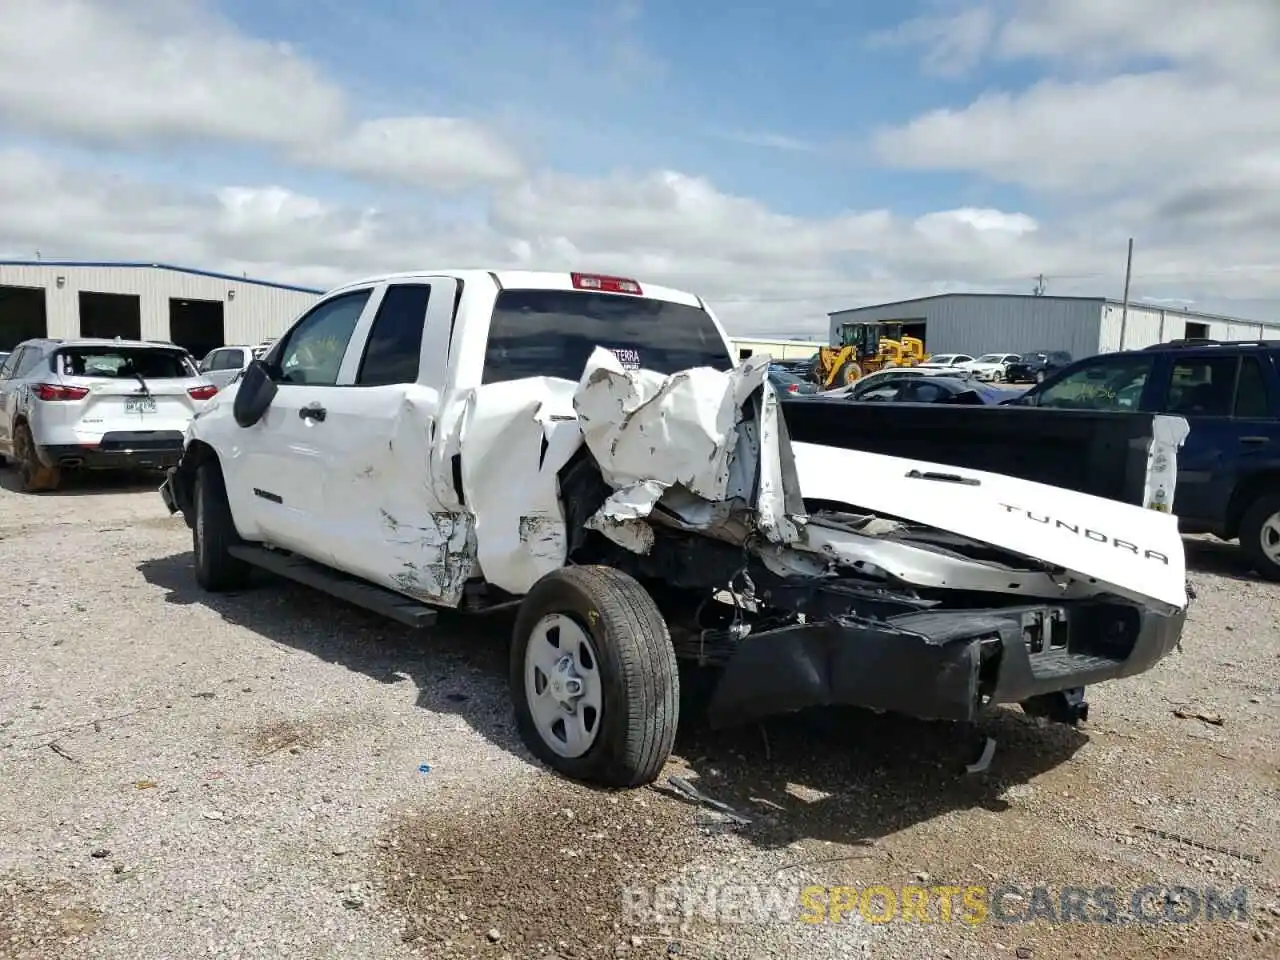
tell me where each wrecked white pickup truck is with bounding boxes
[160,270,1190,787]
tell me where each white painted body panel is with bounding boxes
[183,269,1186,618]
[788,442,1187,612]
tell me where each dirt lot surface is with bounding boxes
[1,470,1277,960]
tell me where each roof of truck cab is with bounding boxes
[324,269,706,308]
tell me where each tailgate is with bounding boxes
[67,378,203,431]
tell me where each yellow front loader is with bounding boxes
[806,327,929,389]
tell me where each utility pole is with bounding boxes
[1119,237,1133,349]
[1033,274,1046,296]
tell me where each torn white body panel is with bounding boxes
[572,346,797,549]
[455,377,584,596]
[563,346,1185,614]
[789,442,1188,613]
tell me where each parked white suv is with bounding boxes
[0,337,218,492]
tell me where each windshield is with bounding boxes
[482,289,733,384]
[53,346,196,379]
[1019,352,1046,362]
[975,353,1005,363]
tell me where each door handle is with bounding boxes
[299,404,326,422]
[1240,436,1270,445]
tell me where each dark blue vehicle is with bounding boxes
[1009,340,1280,579]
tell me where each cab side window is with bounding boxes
[13,347,45,379]
[1233,356,1271,418]
[272,290,372,386]
[1165,356,1237,417]
[356,284,431,386]
[0,348,23,380]
[856,381,904,402]
[1033,356,1154,411]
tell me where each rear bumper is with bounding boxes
[704,600,1185,728]
[39,431,186,470]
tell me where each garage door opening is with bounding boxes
[79,291,142,340]
[0,285,48,349]
[169,298,225,359]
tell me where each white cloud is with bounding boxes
[1,0,1279,337]
[0,149,1081,335]
[0,0,527,191]
[874,1,1280,197]
[866,5,997,77]
[0,0,347,147]
[871,0,1280,317]
[309,117,526,190]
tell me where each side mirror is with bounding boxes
[232,360,278,428]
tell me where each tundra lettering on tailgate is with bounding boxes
[998,503,1170,565]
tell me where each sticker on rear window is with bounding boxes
[608,347,641,370]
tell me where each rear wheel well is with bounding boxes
[1225,471,1280,539]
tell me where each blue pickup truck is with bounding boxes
[1009,339,1280,579]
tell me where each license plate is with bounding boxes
[126,397,157,414]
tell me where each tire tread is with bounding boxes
[511,564,678,788]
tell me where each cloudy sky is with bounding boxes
[1,0,1278,336]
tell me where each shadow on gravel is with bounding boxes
[667,702,1088,852]
[0,465,165,497]
[138,550,1089,850]
[1181,535,1265,582]
[135,551,526,757]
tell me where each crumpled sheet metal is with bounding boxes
[571,346,800,553]
[454,377,584,596]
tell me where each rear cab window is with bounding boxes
[481,288,733,385]
[53,346,197,379]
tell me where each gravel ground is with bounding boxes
[0,468,1276,960]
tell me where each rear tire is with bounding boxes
[193,460,252,592]
[511,565,679,788]
[14,423,60,493]
[1239,492,1280,581]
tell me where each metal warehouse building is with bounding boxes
[828,294,1280,359]
[0,260,324,358]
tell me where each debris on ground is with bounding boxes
[1173,707,1225,726]
[965,736,997,774]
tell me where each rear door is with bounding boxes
[1152,350,1278,525]
[306,278,462,597]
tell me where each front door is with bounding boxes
[234,288,375,560]
[305,278,466,601]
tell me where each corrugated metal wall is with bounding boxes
[1097,304,1280,351]
[828,295,1103,358]
[0,264,321,345]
